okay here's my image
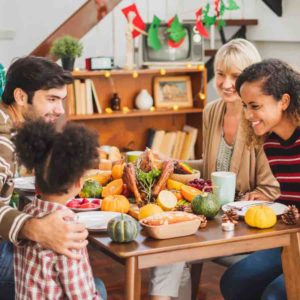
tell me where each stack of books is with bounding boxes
[147,125,198,160]
[68,79,102,115]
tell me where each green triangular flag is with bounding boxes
[166,15,186,43]
[226,0,240,10]
[147,15,162,51]
[203,4,216,27]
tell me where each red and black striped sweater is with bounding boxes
[263,127,300,208]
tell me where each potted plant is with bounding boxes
[50,35,83,71]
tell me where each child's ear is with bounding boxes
[13,88,28,106]
[281,93,290,111]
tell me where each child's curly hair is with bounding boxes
[14,119,99,194]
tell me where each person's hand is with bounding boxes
[20,210,88,259]
[241,191,270,201]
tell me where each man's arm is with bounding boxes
[20,210,88,259]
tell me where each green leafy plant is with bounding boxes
[135,159,161,203]
[50,35,83,59]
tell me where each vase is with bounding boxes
[61,57,75,71]
[135,89,153,110]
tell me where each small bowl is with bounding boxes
[170,170,201,184]
[140,212,200,239]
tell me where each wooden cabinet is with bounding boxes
[67,67,207,158]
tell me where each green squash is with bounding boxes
[191,192,220,219]
[107,214,138,243]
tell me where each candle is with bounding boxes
[222,222,235,232]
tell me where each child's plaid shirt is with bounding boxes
[14,197,101,300]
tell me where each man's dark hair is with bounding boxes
[236,58,300,120]
[2,56,73,105]
[14,119,99,194]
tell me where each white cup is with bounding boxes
[211,171,236,206]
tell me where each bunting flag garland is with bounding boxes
[121,0,240,50]
[121,3,146,38]
[147,15,162,51]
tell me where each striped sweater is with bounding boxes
[0,104,31,243]
[263,128,300,207]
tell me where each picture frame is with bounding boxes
[154,76,193,108]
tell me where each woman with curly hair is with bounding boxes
[221,58,300,300]
[13,119,106,300]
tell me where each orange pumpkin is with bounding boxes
[101,195,130,213]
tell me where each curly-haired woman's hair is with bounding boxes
[236,58,300,145]
[14,119,99,194]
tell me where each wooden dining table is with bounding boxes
[89,215,300,300]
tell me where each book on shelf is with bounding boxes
[151,130,165,153]
[73,79,81,115]
[79,81,87,115]
[90,80,102,113]
[146,128,156,149]
[67,84,76,115]
[183,125,198,159]
[85,79,93,115]
[72,79,102,115]
[147,126,198,160]
[159,131,177,158]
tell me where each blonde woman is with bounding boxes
[148,39,280,300]
[203,38,280,199]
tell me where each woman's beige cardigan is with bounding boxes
[202,99,280,200]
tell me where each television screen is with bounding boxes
[145,25,190,61]
[139,22,204,67]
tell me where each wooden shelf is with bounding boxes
[72,67,205,77]
[68,108,204,121]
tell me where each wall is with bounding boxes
[1,0,300,100]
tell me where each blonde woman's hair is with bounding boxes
[213,39,262,146]
[214,38,261,73]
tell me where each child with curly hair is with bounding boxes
[13,119,106,300]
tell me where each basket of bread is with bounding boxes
[140,211,201,239]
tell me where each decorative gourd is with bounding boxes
[191,192,220,219]
[245,205,277,229]
[101,195,130,213]
[107,214,138,243]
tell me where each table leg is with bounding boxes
[281,232,300,300]
[125,256,141,300]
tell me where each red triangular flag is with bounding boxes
[195,8,209,38]
[121,4,146,38]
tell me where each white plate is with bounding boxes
[66,198,101,212]
[222,201,288,217]
[13,176,35,192]
[77,211,121,232]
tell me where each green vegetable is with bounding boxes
[107,214,138,243]
[135,159,161,203]
[79,180,102,198]
[191,193,220,219]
